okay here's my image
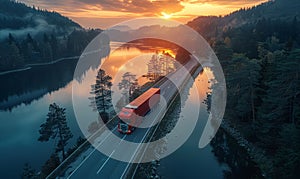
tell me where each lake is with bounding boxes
[0,42,259,178]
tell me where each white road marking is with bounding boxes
[120,103,166,178]
[68,59,197,178]
[121,60,198,178]
[96,150,115,174]
[97,134,127,174]
[67,126,117,179]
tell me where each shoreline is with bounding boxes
[0,56,79,76]
[220,120,272,177]
[0,67,32,75]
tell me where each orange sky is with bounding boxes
[19,0,268,28]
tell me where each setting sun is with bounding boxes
[161,12,173,19]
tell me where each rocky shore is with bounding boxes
[220,120,273,178]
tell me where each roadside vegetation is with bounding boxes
[21,103,86,178]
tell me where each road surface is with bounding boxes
[64,58,199,179]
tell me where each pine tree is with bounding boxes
[274,124,300,178]
[259,49,300,124]
[118,72,138,94]
[225,53,261,122]
[8,33,15,44]
[38,103,73,160]
[90,69,112,122]
[116,72,140,111]
[213,41,233,69]
[40,153,60,178]
[21,163,37,179]
[256,49,300,153]
[50,34,58,58]
[6,41,24,68]
[285,49,300,125]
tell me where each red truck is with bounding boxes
[118,88,160,134]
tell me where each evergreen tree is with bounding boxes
[43,33,49,43]
[118,72,138,96]
[5,41,24,68]
[225,53,261,122]
[274,124,300,178]
[21,34,35,62]
[90,69,112,122]
[40,153,60,178]
[41,34,53,61]
[38,103,73,160]
[259,49,300,124]
[8,33,15,44]
[50,34,58,58]
[116,72,140,111]
[256,49,300,153]
[285,49,300,125]
[21,163,37,179]
[213,41,233,69]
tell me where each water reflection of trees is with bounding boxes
[146,52,176,82]
[0,59,78,111]
[120,39,179,53]
[116,72,140,112]
[73,32,110,82]
[133,76,200,178]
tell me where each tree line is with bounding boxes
[0,0,80,30]
[0,29,101,72]
[206,16,300,178]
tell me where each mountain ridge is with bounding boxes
[0,0,82,39]
[187,0,300,39]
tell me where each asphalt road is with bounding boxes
[66,58,198,179]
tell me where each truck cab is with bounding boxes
[117,88,160,134]
[118,107,135,134]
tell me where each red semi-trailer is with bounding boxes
[118,88,160,134]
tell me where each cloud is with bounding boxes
[187,0,268,7]
[78,0,185,15]
[19,0,184,15]
[19,0,269,16]
[18,0,268,27]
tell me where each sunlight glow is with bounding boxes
[161,49,176,58]
[161,12,173,19]
[18,0,269,28]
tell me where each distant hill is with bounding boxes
[110,25,132,32]
[229,0,300,21]
[187,0,300,39]
[0,0,82,40]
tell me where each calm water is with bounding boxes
[151,68,226,178]
[156,68,261,178]
[0,43,178,178]
[0,42,258,178]
[0,59,82,178]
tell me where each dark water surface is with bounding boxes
[0,43,259,178]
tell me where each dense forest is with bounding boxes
[0,0,102,72]
[0,29,102,72]
[188,0,300,177]
[0,0,80,33]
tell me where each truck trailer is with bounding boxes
[118,88,160,134]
